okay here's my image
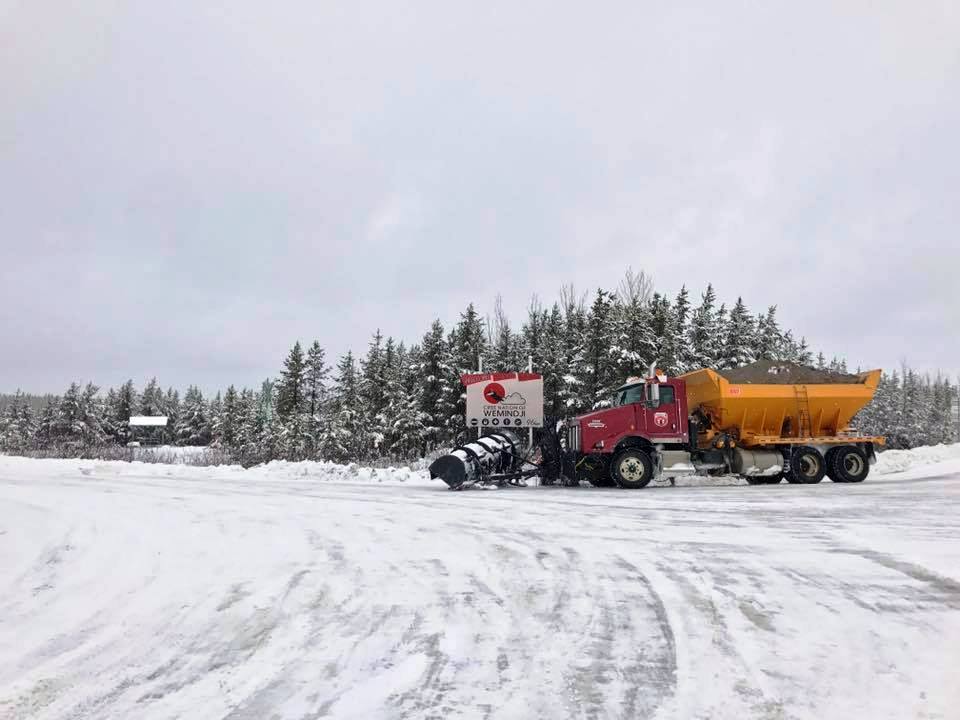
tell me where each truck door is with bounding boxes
[645,384,682,442]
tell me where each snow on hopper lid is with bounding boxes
[129,416,169,426]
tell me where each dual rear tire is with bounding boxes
[825,445,870,483]
[785,446,826,484]
[784,445,870,484]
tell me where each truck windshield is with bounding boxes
[615,384,645,406]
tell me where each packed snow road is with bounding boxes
[1,453,959,720]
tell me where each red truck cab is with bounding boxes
[571,376,690,455]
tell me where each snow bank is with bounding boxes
[874,443,960,476]
[252,459,430,485]
[0,455,433,487]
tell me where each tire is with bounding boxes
[829,445,869,483]
[611,449,653,489]
[824,447,843,482]
[786,446,826,484]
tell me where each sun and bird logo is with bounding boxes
[482,382,527,406]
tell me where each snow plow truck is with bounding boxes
[430,361,886,489]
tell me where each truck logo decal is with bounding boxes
[654,412,669,428]
[587,420,606,428]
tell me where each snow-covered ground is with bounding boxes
[1,447,959,719]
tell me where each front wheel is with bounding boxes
[611,449,653,489]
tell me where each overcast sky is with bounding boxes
[2,1,958,394]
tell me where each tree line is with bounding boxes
[1,271,956,461]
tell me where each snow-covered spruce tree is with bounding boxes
[35,395,58,450]
[106,380,137,445]
[418,319,454,452]
[612,273,657,384]
[217,385,241,452]
[671,285,693,373]
[163,388,180,445]
[648,293,678,375]
[52,383,106,448]
[686,284,721,369]
[139,378,164,417]
[208,392,223,447]
[753,306,783,362]
[720,296,755,369]
[359,331,391,456]
[321,351,367,462]
[385,343,428,458]
[274,342,310,459]
[540,302,570,418]
[0,392,34,453]
[559,285,588,412]
[236,388,262,465]
[304,340,330,457]
[580,289,620,410]
[176,386,210,446]
[444,304,487,440]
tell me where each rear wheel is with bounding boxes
[824,447,842,482]
[786,446,825,484]
[612,449,653,489]
[830,445,869,483]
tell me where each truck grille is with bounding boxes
[566,422,581,453]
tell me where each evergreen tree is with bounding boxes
[612,278,657,383]
[163,388,181,445]
[687,284,721,369]
[418,319,454,451]
[275,342,307,419]
[219,385,241,451]
[648,293,678,375]
[753,306,783,361]
[580,289,620,409]
[305,341,329,416]
[35,396,58,449]
[139,378,164,416]
[359,331,390,453]
[321,352,367,462]
[53,382,105,446]
[176,386,210,445]
[672,285,693,372]
[540,303,570,417]
[108,380,137,445]
[384,344,428,457]
[720,297,755,369]
[444,304,487,438]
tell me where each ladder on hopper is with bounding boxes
[794,385,812,438]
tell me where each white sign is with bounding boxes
[129,416,168,427]
[462,372,543,429]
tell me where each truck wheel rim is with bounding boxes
[843,453,864,476]
[800,454,820,477]
[620,458,645,481]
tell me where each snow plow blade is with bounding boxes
[429,430,524,489]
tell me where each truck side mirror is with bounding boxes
[647,382,660,408]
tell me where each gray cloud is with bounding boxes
[2,1,958,393]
